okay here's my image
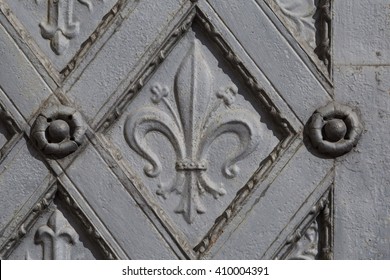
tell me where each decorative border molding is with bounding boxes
[314,0,332,74]
[0,183,117,260]
[0,101,21,161]
[272,186,333,260]
[98,5,298,257]
[0,102,19,135]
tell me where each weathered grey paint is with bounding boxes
[0,0,388,260]
[332,0,390,260]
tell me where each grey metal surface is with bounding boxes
[332,0,390,260]
[0,0,388,260]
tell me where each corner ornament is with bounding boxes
[308,102,363,157]
[31,105,86,158]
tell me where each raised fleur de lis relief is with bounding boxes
[124,41,262,224]
[34,210,78,260]
[37,0,94,55]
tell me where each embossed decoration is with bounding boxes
[287,221,319,260]
[2,0,121,75]
[308,102,363,157]
[274,189,333,260]
[270,0,332,72]
[0,103,19,158]
[31,105,86,157]
[34,210,78,260]
[0,183,117,260]
[37,0,95,55]
[275,0,317,48]
[124,41,262,224]
[314,0,331,69]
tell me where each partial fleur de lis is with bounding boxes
[125,40,262,224]
[288,221,319,260]
[37,0,95,55]
[34,210,78,260]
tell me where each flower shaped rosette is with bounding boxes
[308,102,363,157]
[31,105,86,157]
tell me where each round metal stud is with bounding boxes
[308,102,363,157]
[48,119,70,143]
[323,119,347,142]
[31,105,87,158]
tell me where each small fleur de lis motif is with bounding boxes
[37,0,96,55]
[125,40,262,223]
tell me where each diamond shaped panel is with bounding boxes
[103,14,294,247]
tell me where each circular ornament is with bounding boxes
[308,102,363,157]
[31,105,86,157]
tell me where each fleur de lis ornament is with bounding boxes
[125,41,262,223]
[37,0,95,55]
[34,210,78,260]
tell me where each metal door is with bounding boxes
[0,0,388,260]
